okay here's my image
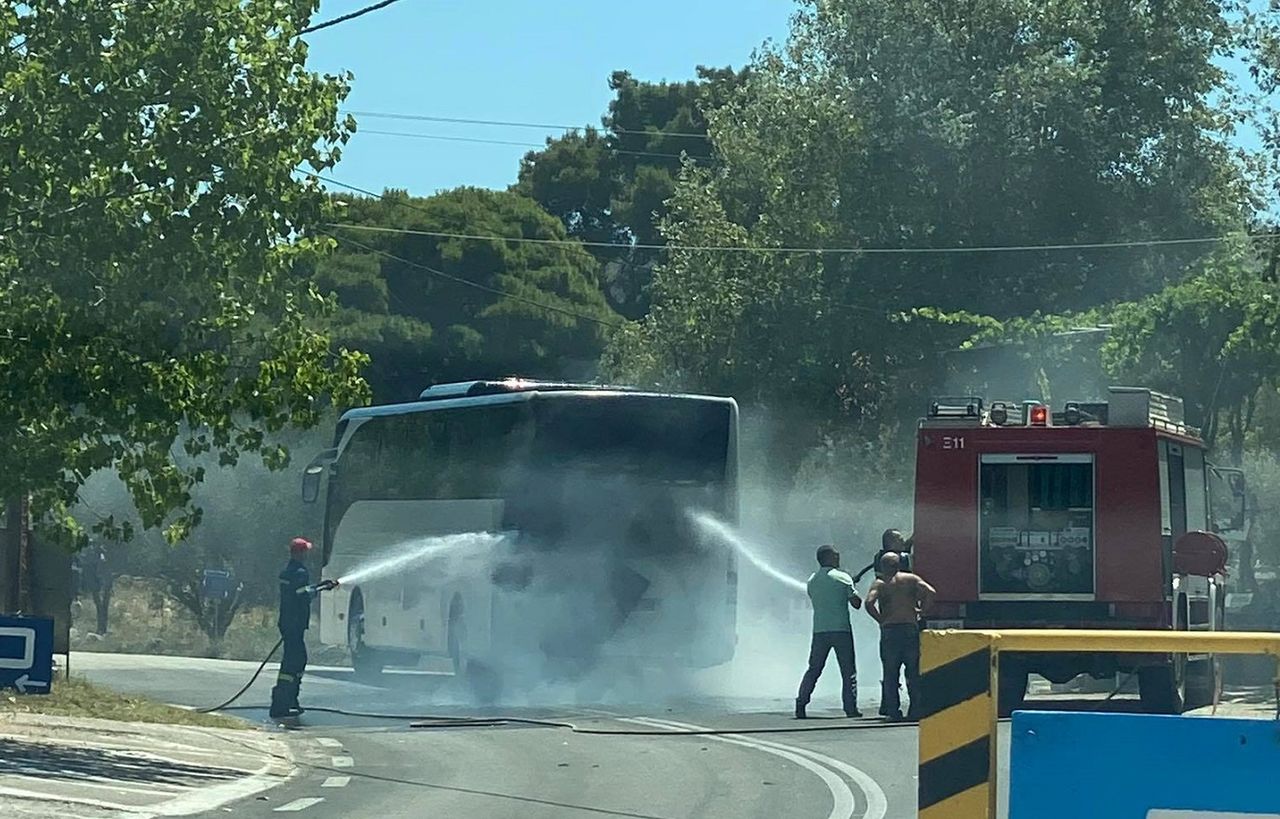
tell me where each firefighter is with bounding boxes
[796,545,863,720]
[270,537,332,719]
[852,529,913,584]
[865,551,936,721]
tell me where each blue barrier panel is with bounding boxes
[1010,711,1280,819]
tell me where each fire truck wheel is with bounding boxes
[997,665,1029,716]
[1184,658,1217,710]
[1138,664,1185,714]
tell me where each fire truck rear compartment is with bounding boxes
[916,387,1234,715]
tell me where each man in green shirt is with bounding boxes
[796,545,863,719]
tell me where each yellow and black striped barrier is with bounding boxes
[917,630,997,819]
[915,629,1280,819]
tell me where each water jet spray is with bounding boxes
[335,531,507,586]
[689,511,807,593]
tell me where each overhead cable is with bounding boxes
[358,128,687,160]
[346,109,713,140]
[301,0,408,35]
[323,231,623,329]
[326,221,1241,256]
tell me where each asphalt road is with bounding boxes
[78,650,1266,819]
[75,651,929,819]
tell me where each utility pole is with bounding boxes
[0,497,26,613]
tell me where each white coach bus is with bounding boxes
[302,379,739,696]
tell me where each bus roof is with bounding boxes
[339,380,736,423]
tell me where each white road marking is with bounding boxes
[315,738,343,748]
[153,755,292,816]
[321,776,350,788]
[630,716,890,819]
[622,717,855,819]
[0,784,150,812]
[274,797,325,811]
[0,772,183,797]
[330,756,354,768]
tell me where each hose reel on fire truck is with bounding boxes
[1172,531,1228,578]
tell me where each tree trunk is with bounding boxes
[92,577,112,635]
[1229,404,1245,467]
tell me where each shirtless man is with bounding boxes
[865,552,936,721]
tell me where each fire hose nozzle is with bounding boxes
[300,579,340,596]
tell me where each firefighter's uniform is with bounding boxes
[270,538,314,719]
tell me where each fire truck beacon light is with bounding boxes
[1029,404,1049,426]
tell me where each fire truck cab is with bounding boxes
[912,387,1237,714]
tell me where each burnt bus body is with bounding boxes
[311,380,739,697]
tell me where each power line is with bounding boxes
[301,0,408,35]
[303,170,1249,256]
[346,109,713,140]
[358,128,687,160]
[326,220,1244,256]
[324,232,623,329]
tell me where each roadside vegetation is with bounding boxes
[0,673,246,730]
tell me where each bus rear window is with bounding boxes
[979,455,1094,596]
[530,396,731,485]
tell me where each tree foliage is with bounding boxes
[605,0,1257,482]
[0,1,370,546]
[75,426,325,644]
[320,188,618,401]
[515,67,748,318]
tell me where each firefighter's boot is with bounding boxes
[286,680,304,717]
[269,684,291,719]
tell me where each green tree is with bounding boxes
[1100,251,1280,463]
[960,241,1280,464]
[516,67,748,318]
[0,1,369,547]
[321,188,618,401]
[75,425,327,649]
[606,0,1255,485]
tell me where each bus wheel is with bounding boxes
[463,660,502,705]
[1138,662,1185,714]
[347,591,383,682]
[446,596,464,676]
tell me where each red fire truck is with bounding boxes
[912,387,1241,714]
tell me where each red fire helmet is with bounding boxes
[290,537,313,555]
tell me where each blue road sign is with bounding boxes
[202,569,235,601]
[0,615,53,695]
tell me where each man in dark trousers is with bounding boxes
[796,545,863,719]
[866,551,936,721]
[271,537,330,719]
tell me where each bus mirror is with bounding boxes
[302,467,322,504]
[1210,467,1247,532]
[301,449,338,504]
[1228,475,1247,530]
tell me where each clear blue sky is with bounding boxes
[304,1,1264,201]
[304,0,794,197]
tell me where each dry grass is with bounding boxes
[73,576,341,663]
[0,673,246,730]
